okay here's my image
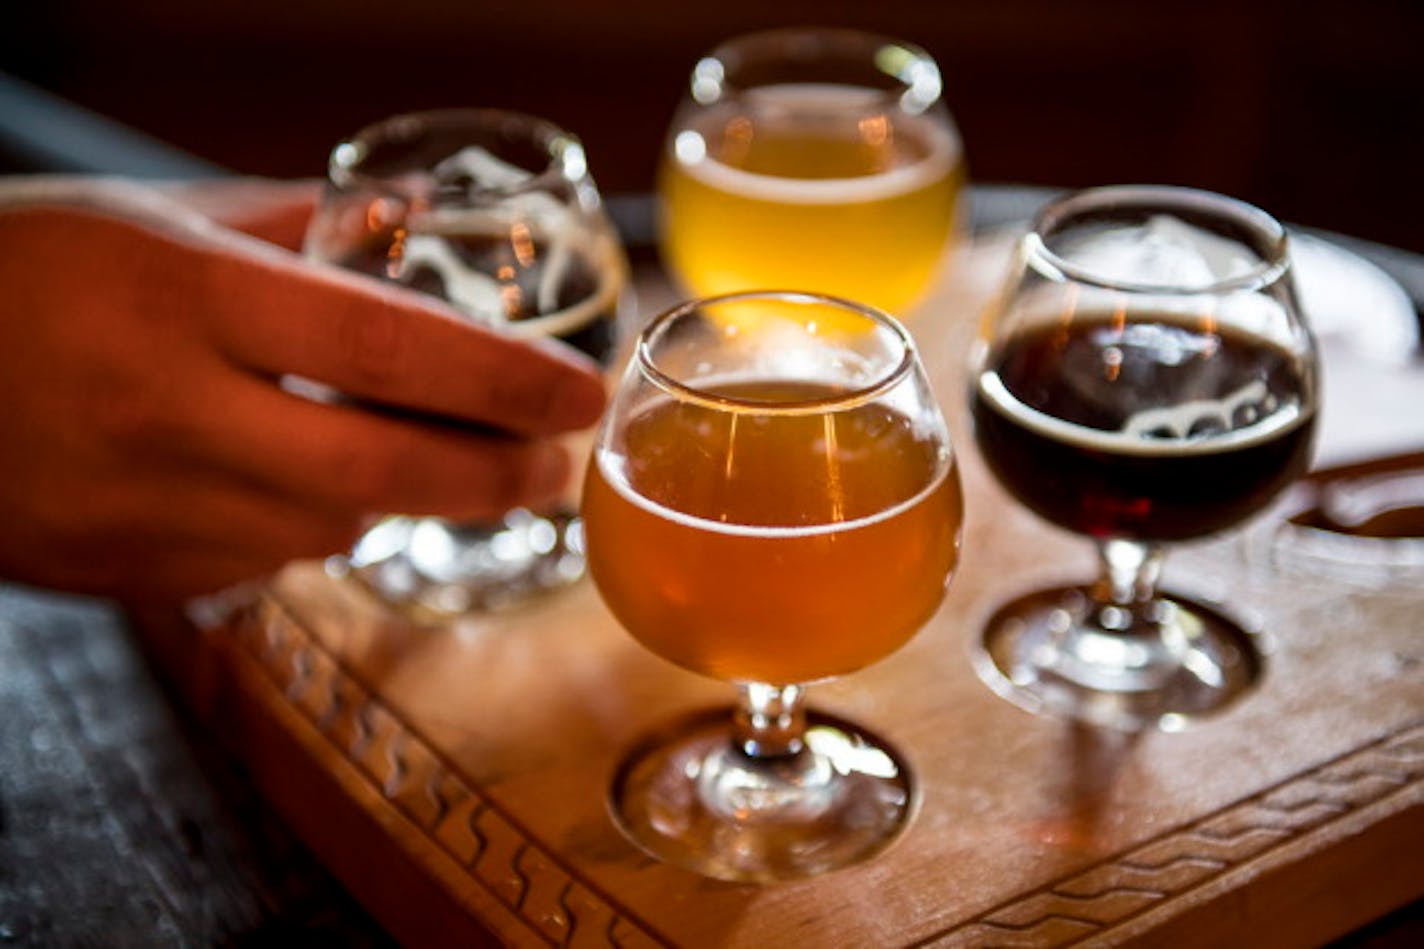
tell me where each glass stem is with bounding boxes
[733,683,807,759]
[1093,539,1164,611]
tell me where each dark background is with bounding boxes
[4,0,1422,252]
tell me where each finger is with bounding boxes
[160,178,321,250]
[199,244,607,437]
[112,530,320,602]
[116,546,281,603]
[28,487,363,603]
[183,372,575,520]
[134,476,368,566]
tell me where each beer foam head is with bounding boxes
[596,443,954,538]
[976,370,1311,458]
[672,84,961,205]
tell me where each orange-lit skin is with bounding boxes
[584,383,963,684]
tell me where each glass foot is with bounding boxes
[974,586,1266,732]
[610,709,916,883]
[344,509,587,622]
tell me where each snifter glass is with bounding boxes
[658,27,967,317]
[970,185,1320,731]
[304,109,627,620]
[584,291,963,881]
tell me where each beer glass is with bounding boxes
[584,291,963,881]
[305,109,627,619]
[970,186,1320,730]
[658,28,967,317]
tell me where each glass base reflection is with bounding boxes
[609,708,917,884]
[345,510,586,622]
[974,586,1266,732]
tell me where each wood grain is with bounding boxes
[155,237,1424,947]
[212,585,1421,947]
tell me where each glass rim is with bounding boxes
[1025,184,1292,295]
[327,107,585,200]
[694,27,943,113]
[636,290,918,416]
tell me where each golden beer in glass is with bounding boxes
[658,29,967,316]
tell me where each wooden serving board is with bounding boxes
[137,237,1424,947]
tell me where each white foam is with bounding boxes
[594,440,953,539]
[1121,380,1269,439]
[976,370,1311,457]
[402,209,623,341]
[672,84,960,205]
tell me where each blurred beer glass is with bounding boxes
[658,27,967,318]
[305,109,628,620]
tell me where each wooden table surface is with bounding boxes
[3,188,1423,947]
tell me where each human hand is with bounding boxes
[160,176,322,250]
[0,179,606,602]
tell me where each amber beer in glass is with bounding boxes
[583,291,962,883]
[658,29,967,316]
[584,381,962,685]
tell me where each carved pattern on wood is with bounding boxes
[926,724,1423,947]
[232,601,665,948]
[231,600,1421,948]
